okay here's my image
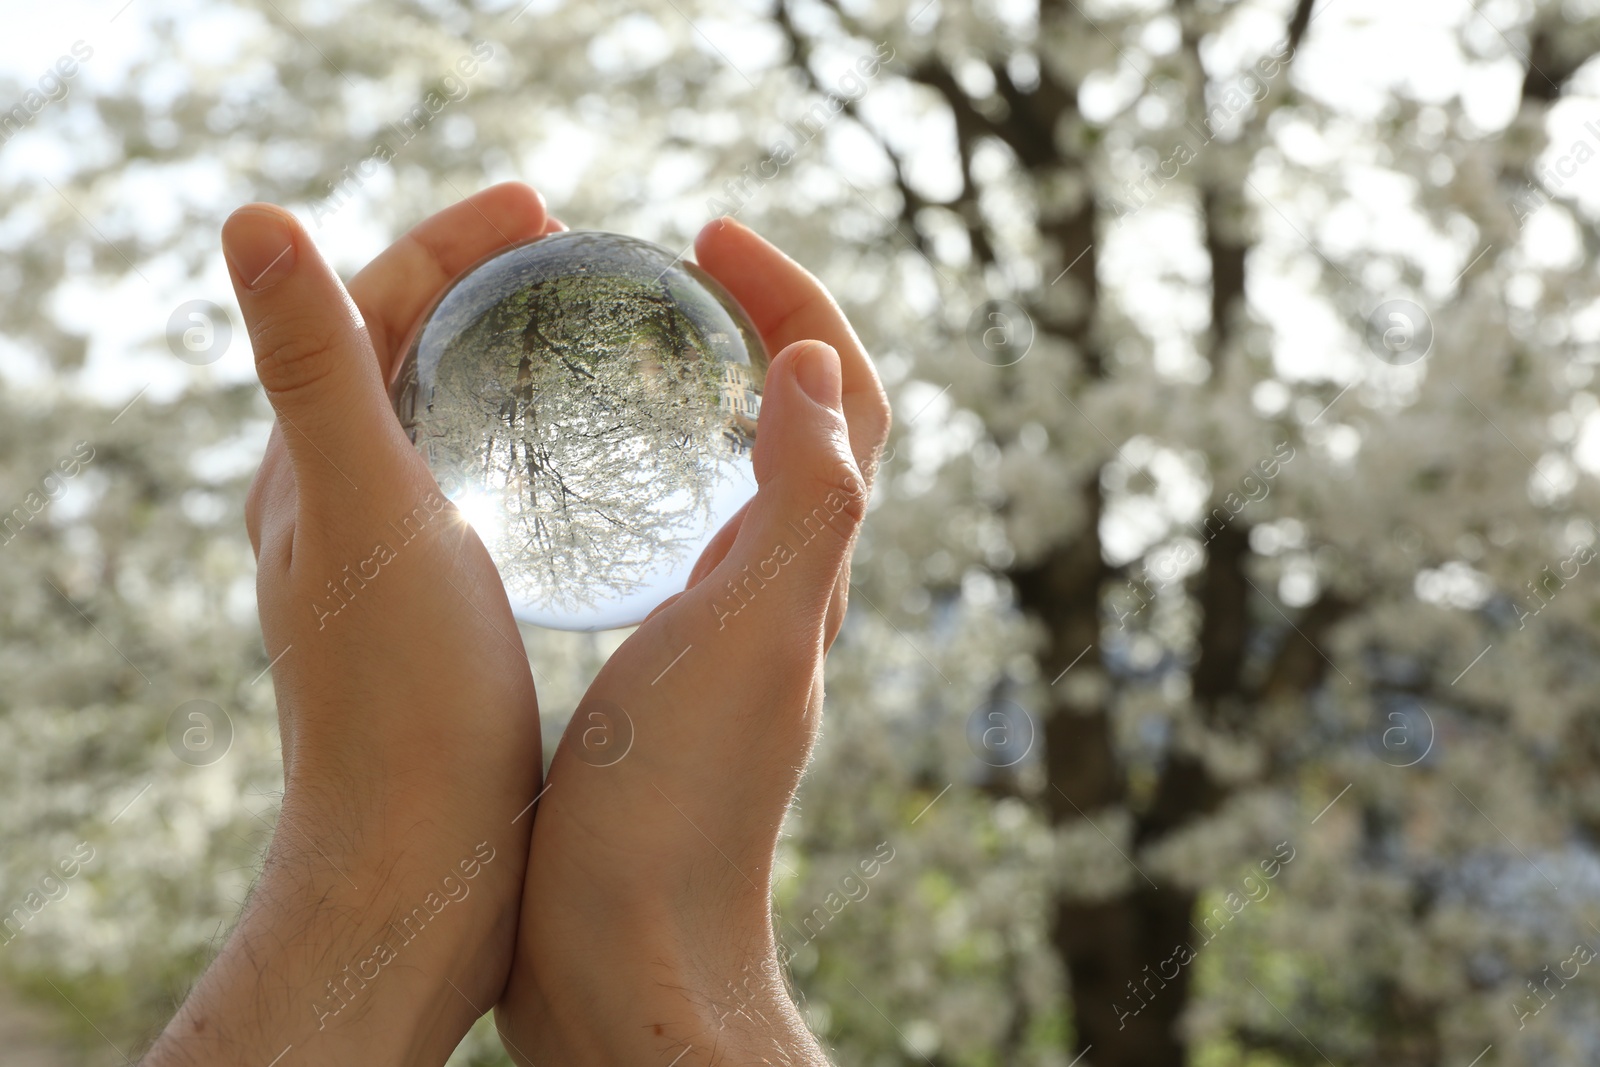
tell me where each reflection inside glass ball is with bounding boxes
[391,230,768,631]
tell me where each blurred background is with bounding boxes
[3,0,1600,1063]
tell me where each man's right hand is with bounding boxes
[495,217,891,1067]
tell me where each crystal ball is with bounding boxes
[391,230,768,631]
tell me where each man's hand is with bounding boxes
[496,217,892,1066]
[146,183,560,1066]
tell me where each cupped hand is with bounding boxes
[150,183,561,1066]
[497,217,891,1066]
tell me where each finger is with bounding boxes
[544,216,568,234]
[694,217,892,488]
[253,470,298,572]
[638,589,682,625]
[222,204,404,501]
[640,498,751,626]
[676,341,865,644]
[684,498,752,591]
[823,559,853,649]
[347,182,550,380]
[244,423,294,557]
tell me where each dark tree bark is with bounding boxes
[883,2,1593,1063]
[778,1,1343,1064]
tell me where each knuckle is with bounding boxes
[870,382,892,437]
[803,454,868,538]
[244,456,296,560]
[249,312,345,397]
[244,473,265,539]
[864,386,893,479]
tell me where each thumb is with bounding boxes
[685,341,867,640]
[222,204,401,501]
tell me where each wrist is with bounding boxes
[148,810,526,1066]
[501,900,826,1067]
[291,841,511,1044]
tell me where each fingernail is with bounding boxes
[794,342,842,410]
[222,208,297,291]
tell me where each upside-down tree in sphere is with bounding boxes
[6,1,1600,1065]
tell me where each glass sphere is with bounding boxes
[391,230,768,631]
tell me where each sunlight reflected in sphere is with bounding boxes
[391,230,768,631]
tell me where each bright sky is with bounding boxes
[0,0,268,415]
[1,0,1597,437]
